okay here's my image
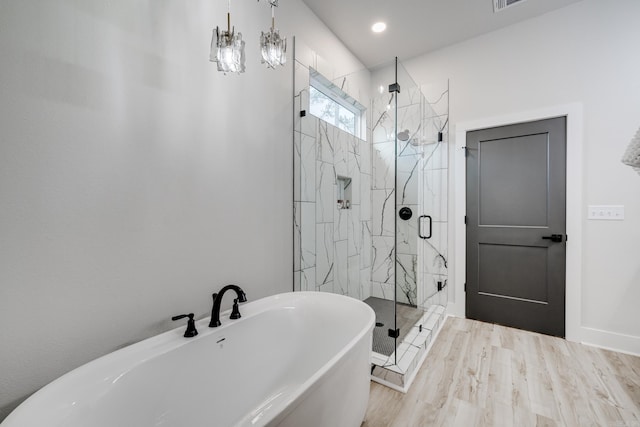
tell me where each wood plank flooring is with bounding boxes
[363,317,640,427]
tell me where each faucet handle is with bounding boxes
[172,313,198,338]
[230,299,242,320]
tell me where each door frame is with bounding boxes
[451,103,583,343]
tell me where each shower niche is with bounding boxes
[337,176,352,210]
[293,38,449,393]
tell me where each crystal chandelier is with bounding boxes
[210,0,245,74]
[259,0,287,69]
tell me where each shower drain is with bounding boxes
[375,322,384,327]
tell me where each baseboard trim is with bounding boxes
[580,326,640,357]
[445,304,640,357]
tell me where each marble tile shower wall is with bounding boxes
[294,117,373,299]
[293,40,373,300]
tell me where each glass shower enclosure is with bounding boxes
[293,42,449,385]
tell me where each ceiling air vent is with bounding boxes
[493,0,527,12]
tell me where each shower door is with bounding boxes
[393,62,427,351]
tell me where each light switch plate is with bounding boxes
[587,205,625,220]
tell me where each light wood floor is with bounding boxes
[363,317,640,427]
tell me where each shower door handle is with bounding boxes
[418,215,432,239]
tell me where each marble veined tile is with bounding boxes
[334,206,348,242]
[372,189,395,237]
[318,280,334,294]
[359,140,372,175]
[423,168,448,222]
[396,85,423,109]
[422,80,449,118]
[348,255,361,300]
[422,221,448,277]
[372,108,394,144]
[423,138,449,171]
[300,97,317,138]
[396,103,421,139]
[371,92,392,121]
[317,121,334,163]
[348,205,361,257]
[396,156,420,206]
[423,114,448,145]
[360,267,372,300]
[316,161,335,224]
[360,221,372,268]
[334,127,349,177]
[360,174,372,221]
[397,139,422,159]
[396,205,418,256]
[298,132,316,203]
[396,254,417,306]
[372,236,394,284]
[299,202,316,270]
[347,151,361,206]
[316,223,334,287]
[300,267,316,292]
[373,141,395,190]
[349,134,361,155]
[334,240,348,295]
[419,273,448,308]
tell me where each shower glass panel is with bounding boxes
[369,59,424,363]
[370,58,449,366]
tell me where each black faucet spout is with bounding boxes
[209,285,247,328]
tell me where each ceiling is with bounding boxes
[300,0,583,69]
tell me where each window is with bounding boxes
[308,68,365,138]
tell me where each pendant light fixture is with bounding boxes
[210,0,246,74]
[259,0,287,69]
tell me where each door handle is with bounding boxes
[542,234,563,243]
[418,215,432,239]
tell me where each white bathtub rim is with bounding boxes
[2,291,375,427]
[250,304,375,426]
[234,292,375,426]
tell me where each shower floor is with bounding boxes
[364,297,424,356]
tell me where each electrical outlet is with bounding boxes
[587,205,625,220]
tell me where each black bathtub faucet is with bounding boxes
[209,285,247,328]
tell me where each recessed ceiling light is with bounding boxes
[371,22,386,33]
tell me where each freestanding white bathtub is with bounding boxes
[1,292,375,427]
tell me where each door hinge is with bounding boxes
[464,215,467,225]
[464,282,467,292]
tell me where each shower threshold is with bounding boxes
[369,304,446,393]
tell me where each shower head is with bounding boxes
[397,129,410,142]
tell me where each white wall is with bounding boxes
[0,0,364,419]
[405,0,640,354]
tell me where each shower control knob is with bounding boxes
[399,207,413,221]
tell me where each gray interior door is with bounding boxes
[466,117,566,337]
